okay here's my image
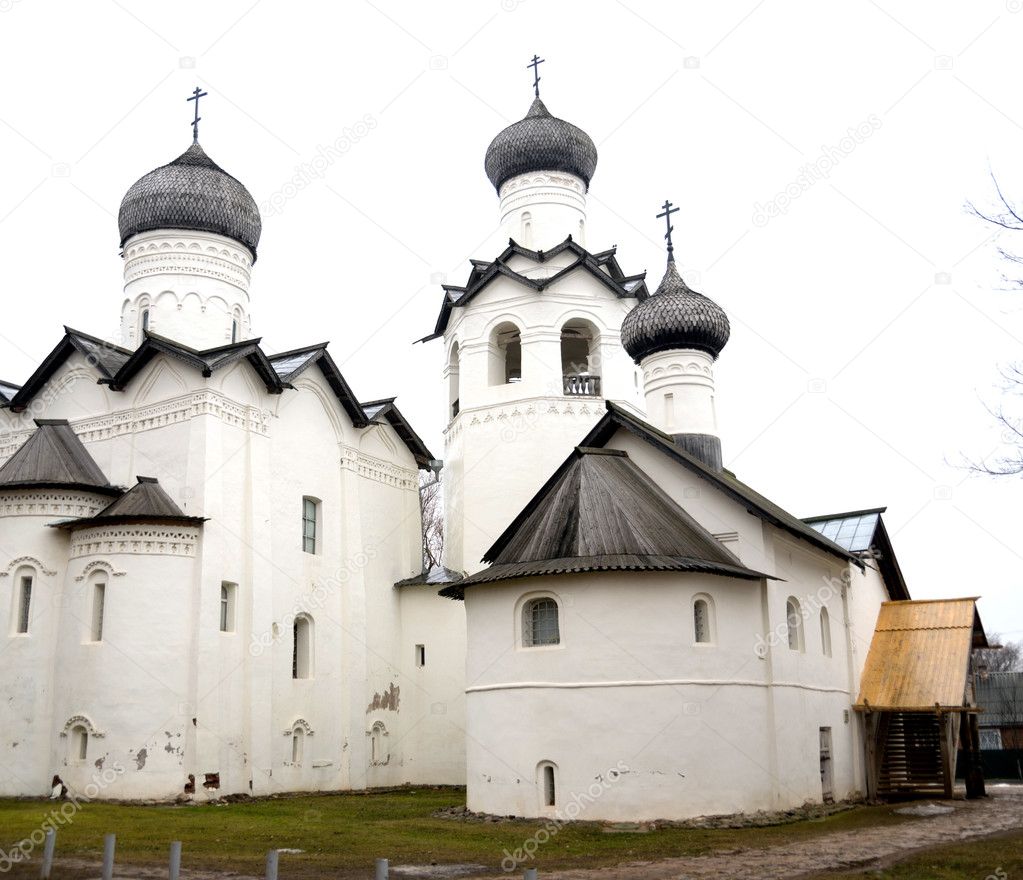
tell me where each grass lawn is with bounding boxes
[807,829,1023,879]
[0,787,922,878]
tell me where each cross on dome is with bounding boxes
[527,54,545,98]
[656,199,680,263]
[187,86,208,144]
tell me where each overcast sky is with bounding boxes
[1,1,1021,638]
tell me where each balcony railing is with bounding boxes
[563,374,601,397]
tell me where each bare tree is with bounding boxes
[420,475,444,571]
[975,634,1023,674]
[965,174,1023,474]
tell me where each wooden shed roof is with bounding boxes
[855,598,988,713]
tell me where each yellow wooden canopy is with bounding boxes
[854,598,985,713]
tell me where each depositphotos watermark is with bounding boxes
[501,761,629,872]
[262,115,377,216]
[0,763,126,872]
[752,114,882,227]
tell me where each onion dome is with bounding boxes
[118,143,262,259]
[621,261,730,363]
[484,97,598,192]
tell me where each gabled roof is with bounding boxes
[441,447,768,598]
[267,343,328,384]
[266,344,368,427]
[6,329,436,468]
[0,419,119,495]
[419,237,649,342]
[855,599,988,713]
[804,507,910,600]
[360,397,435,467]
[8,328,132,410]
[0,379,20,405]
[580,402,861,567]
[106,332,283,393]
[54,476,205,529]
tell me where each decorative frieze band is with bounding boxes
[71,525,200,559]
[0,491,108,519]
[444,396,601,444]
[340,447,418,491]
[0,390,272,462]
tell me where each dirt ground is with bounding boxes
[521,785,1023,880]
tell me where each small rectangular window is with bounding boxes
[17,576,32,634]
[415,644,426,667]
[302,498,318,554]
[220,582,237,633]
[91,582,106,642]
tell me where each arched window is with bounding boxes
[90,577,106,642]
[291,726,305,765]
[820,607,832,657]
[14,569,33,634]
[370,721,388,764]
[786,597,804,652]
[522,597,560,647]
[231,318,239,343]
[561,320,601,397]
[448,342,460,420]
[521,211,532,247]
[693,595,714,644]
[489,322,522,386]
[141,307,150,334]
[293,615,313,679]
[70,724,88,763]
[537,761,557,808]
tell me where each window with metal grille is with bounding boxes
[523,598,560,647]
[302,497,318,554]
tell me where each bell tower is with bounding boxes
[433,67,648,574]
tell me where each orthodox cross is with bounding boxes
[187,87,208,143]
[657,199,680,262]
[527,55,545,98]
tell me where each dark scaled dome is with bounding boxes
[621,261,730,362]
[118,143,262,259]
[484,97,598,192]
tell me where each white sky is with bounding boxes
[1,1,1021,639]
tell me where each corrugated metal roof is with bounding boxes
[441,447,767,597]
[975,672,1023,726]
[0,420,117,493]
[855,599,981,712]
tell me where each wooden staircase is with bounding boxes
[877,712,947,797]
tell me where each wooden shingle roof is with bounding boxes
[441,447,767,597]
[0,420,118,495]
[54,476,205,529]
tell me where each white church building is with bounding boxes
[0,80,987,818]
